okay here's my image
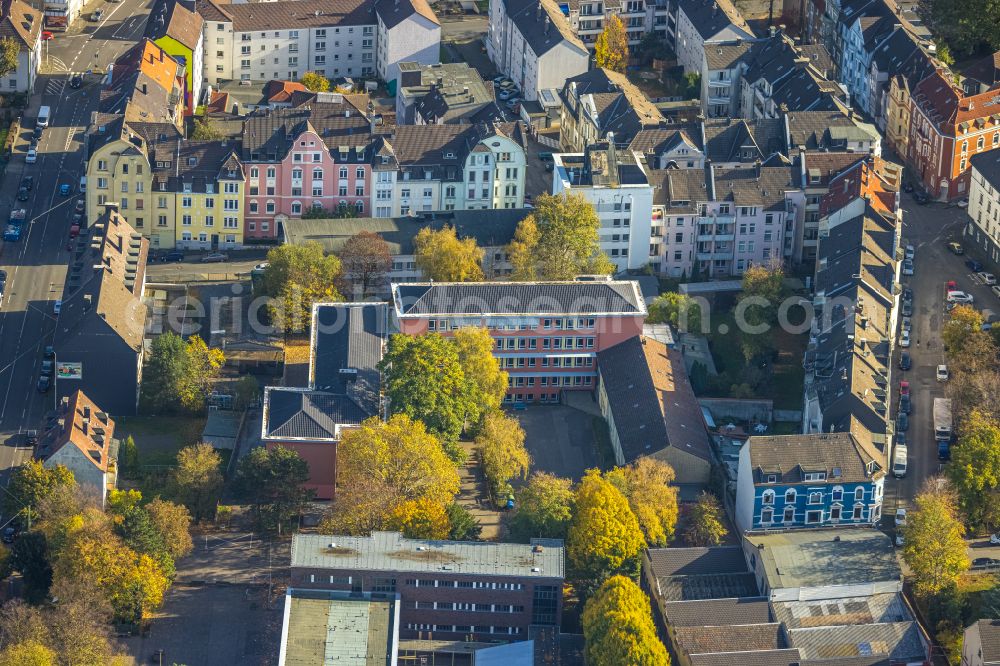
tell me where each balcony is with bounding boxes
[708,78,732,87]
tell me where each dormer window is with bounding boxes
[803,472,826,481]
[182,182,192,193]
[206,184,215,194]
[766,473,777,484]
[444,151,456,159]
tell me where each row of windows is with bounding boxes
[223,26,375,37]
[760,503,881,524]
[495,337,596,351]
[426,318,597,332]
[179,215,240,228]
[503,392,562,403]
[246,200,364,215]
[761,486,879,505]
[413,601,525,613]
[405,624,522,635]
[508,375,593,388]
[406,579,524,590]
[502,357,594,369]
[179,232,239,244]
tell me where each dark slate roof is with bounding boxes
[241,101,373,161]
[154,140,245,193]
[281,208,528,255]
[746,432,884,484]
[504,0,585,56]
[690,650,805,666]
[146,0,204,50]
[310,303,387,416]
[389,122,526,180]
[703,117,786,162]
[712,165,800,211]
[871,26,920,74]
[674,0,753,40]
[0,0,41,51]
[963,51,1000,90]
[661,597,772,627]
[797,43,835,78]
[970,149,1000,187]
[392,281,646,317]
[263,389,369,439]
[971,619,1000,663]
[196,0,438,31]
[561,69,664,146]
[704,41,753,70]
[785,110,860,150]
[646,546,749,578]
[628,125,703,156]
[675,623,788,655]
[596,336,711,470]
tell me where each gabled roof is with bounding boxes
[712,165,800,210]
[785,110,863,150]
[969,619,1000,664]
[0,0,41,50]
[265,79,307,104]
[596,336,711,470]
[970,149,1000,187]
[788,622,926,662]
[912,69,1000,130]
[628,125,703,157]
[963,51,1000,91]
[392,281,646,317]
[374,0,438,28]
[504,0,585,56]
[704,40,753,70]
[263,388,370,440]
[703,117,786,162]
[871,26,920,75]
[675,0,753,41]
[745,432,884,484]
[661,597,772,627]
[561,68,664,145]
[675,623,787,655]
[310,303,387,416]
[146,0,203,50]
[36,390,116,474]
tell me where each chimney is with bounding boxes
[769,25,776,37]
[142,83,147,94]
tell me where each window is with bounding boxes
[806,510,822,524]
[182,197,192,208]
[761,490,774,505]
[832,486,843,502]
[97,159,107,171]
[853,505,863,519]
[784,489,796,503]
[830,505,842,520]
[808,492,822,505]
[855,487,864,501]
[761,507,773,523]
[182,214,192,226]
[783,507,794,522]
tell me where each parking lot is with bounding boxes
[513,404,605,481]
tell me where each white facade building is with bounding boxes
[197,0,439,88]
[967,151,1000,268]
[487,0,588,103]
[669,0,754,76]
[0,0,41,94]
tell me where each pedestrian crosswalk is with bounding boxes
[44,79,65,96]
[48,56,68,72]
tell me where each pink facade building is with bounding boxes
[391,281,647,404]
[241,99,377,240]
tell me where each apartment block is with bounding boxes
[290,532,564,642]
[391,280,646,404]
[967,151,1000,267]
[196,0,440,90]
[668,0,754,76]
[0,0,41,93]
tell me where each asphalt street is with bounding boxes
[0,0,153,506]
[884,192,997,514]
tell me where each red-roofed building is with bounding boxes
[264,80,307,106]
[907,70,1000,201]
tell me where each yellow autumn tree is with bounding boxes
[605,458,679,547]
[321,415,461,535]
[476,411,530,499]
[583,576,669,666]
[567,469,645,597]
[506,215,540,280]
[387,497,451,539]
[413,225,484,281]
[453,327,508,424]
[594,15,628,73]
[902,482,970,596]
[0,641,56,666]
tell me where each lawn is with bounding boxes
[699,308,807,411]
[117,415,207,468]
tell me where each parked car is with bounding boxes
[897,412,908,432]
[59,183,71,196]
[200,253,228,263]
[902,300,913,317]
[25,148,37,163]
[16,187,29,201]
[162,251,184,262]
[978,271,996,285]
[43,345,54,359]
[90,8,102,20]
[937,364,949,382]
[946,280,959,293]
[901,316,912,331]
[991,533,1000,545]
[948,242,965,255]
[902,259,914,276]
[41,360,53,376]
[36,376,50,393]
[973,557,1000,567]
[913,191,929,204]
[903,287,913,301]
[21,176,33,190]
[900,329,911,347]
[899,351,911,370]
[32,125,42,140]
[904,244,915,260]
[966,259,984,272]
[900,394,911,414]
[1,527,14,544]
[895,508,907,527]
[947,291,974,304]
[53,300,61,314]
[993,285,1000,299]
[498,89,514,101]
[900,380,910,396]
[41,30,53,40]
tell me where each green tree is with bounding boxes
[683,71,701,99]
[947,409,1000,531]
[446,502,482,540]
[337,230,392,299]
[190,117,224,140]
[118,435,139,478]
[233,446,313,532]
[168,443,224,522]
[320,414,460,535]
[605,458,679,547]
[647,292,703,333]
[263,241,343,333]
[232,375,261,410]
[453,327,508,426]
[508,472,575,542]
[300,71,331,92]
[683,491,728,546]
[902,482,970,597]
[567,469,644,597]
[4,461,75,527]
[9,532,53,601]
[139,332,224,414]
[476,411,530,500]
[582,575,670,666]
[413,225,484,281]
[0,38,21,79]
[510,194,614,280]
[379,333,473,457]
[738,262,785,361]
[593,16,628,73]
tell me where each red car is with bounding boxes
[900,380,910,396]
[41,31,53,40]
[946,280,958,293]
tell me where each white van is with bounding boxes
[37,105,50,128]
[79,176,87,192]
[892,444,908,478]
